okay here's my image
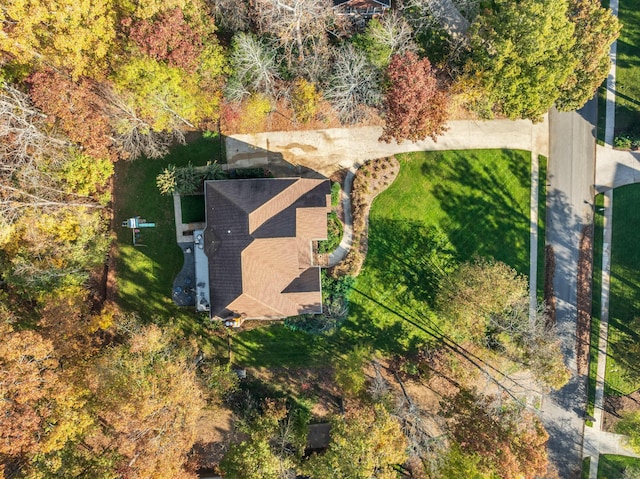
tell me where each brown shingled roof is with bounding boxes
[204,178,331,319]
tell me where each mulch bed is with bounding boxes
[330,156,400,277]
[576,225,593,376]
[603,391,640,432]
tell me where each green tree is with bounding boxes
[304,404,407,479]
[459,0,576,120]
[556,0,620,111]
[112,56,221,132]
[220,400,306,479]
[436,258,529,342]
[333,346,370,398]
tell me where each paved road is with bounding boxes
[543,102,597,479]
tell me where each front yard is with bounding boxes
[605,184,640,396]
[344,149,533,354]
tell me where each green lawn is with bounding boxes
[588,193,606,418]
[606,184,640,395]
[537,155,548,301]
[614,0,640,136]
[113,134,226,352]
[598,79,607,144]
[181,194,206,223]
[598,454,640,478]
[228,149,535,367]
[344,149,532,355]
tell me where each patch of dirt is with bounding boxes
[576,225,593,376]
[189,407,235,471]
[603,391,640,432]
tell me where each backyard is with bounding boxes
[113,133,227,352]
[604,184,640,396]
[232,149,536,366]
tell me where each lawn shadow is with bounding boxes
[423,150,531,275]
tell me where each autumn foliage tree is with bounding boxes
[380,52,448,144]
[304,404,408,479]
[27,69,114,160]
[440,388,549,479]
[87,324,206,479]
[128,8,207,72]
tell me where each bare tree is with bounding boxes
[252,0,336,67]
[208,0,252,31]
[97,83,180,160]
[401,0,475,41]
[370,11,418,64]
[0,84,103,229]
[229,33,280,98]
[325,44,381,124]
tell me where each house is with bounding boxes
[194,178,331,320]
[333,0,391,18]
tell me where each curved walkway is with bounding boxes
[327,167,356,267]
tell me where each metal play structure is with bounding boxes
[122,216,156,246]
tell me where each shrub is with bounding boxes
[331,181,341,207]
[318,212,343,254]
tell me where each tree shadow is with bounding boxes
[422,150,531,275]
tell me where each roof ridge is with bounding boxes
[248,178,323,234]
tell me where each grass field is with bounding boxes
[614,0,640,136]
[588,193,606,418]
[598,454,640,478]
[113,134,226,349]
[232,150,534,366]
[606,185,640,395]
[537,155,547,300]
[345,149,532,353]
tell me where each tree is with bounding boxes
[333,346,370,398]
[209,0,252,32]
[252,0,336,66]
[556,0,620,111]
[0,0,118,79]
[436,258,529,343]
[291,79,320,123]
[96,82,178,160]
[220,400,303,479]
[304,404,408,479]
[112,56,218,131]
[458,0,576,120]
[87,324,206,479]
[27,69,114,160]
[127,8,208,72]
[353,12,416,69]
[0,321,58,458]
[440,388,549,479]
[325,44,381,124]
[380,52,448,144]
[228,33,280,98]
